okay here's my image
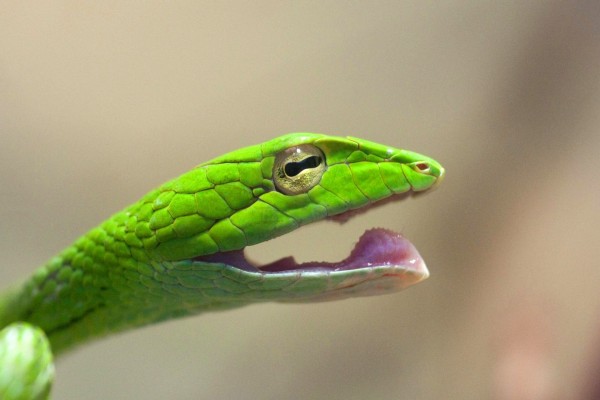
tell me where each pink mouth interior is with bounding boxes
[194,228,422,274]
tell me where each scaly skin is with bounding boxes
[0,133,444,399]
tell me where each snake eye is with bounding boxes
[273,144,326,195]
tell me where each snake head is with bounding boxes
[137,133,444,303]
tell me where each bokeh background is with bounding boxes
[1,2,599,399]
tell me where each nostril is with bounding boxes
[415,162,430,172]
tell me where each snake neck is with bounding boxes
[0,209,248,355]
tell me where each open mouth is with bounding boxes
[259,227,424,273]
[193,195,429,283]
[195,227,424,274]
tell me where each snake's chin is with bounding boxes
[194,228,428,282]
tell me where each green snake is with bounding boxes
[0,133,444,399]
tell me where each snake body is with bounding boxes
[0,133,444,399]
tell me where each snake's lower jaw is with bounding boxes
[195,228,429,301]
[309,229,430,300]
[340,259,429,296]
[262,228,430,301]
[282,260,429,303]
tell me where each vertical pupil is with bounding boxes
[284,156,321,177]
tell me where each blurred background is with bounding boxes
[1,2,599,399]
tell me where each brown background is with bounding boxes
[1,2,599,399]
